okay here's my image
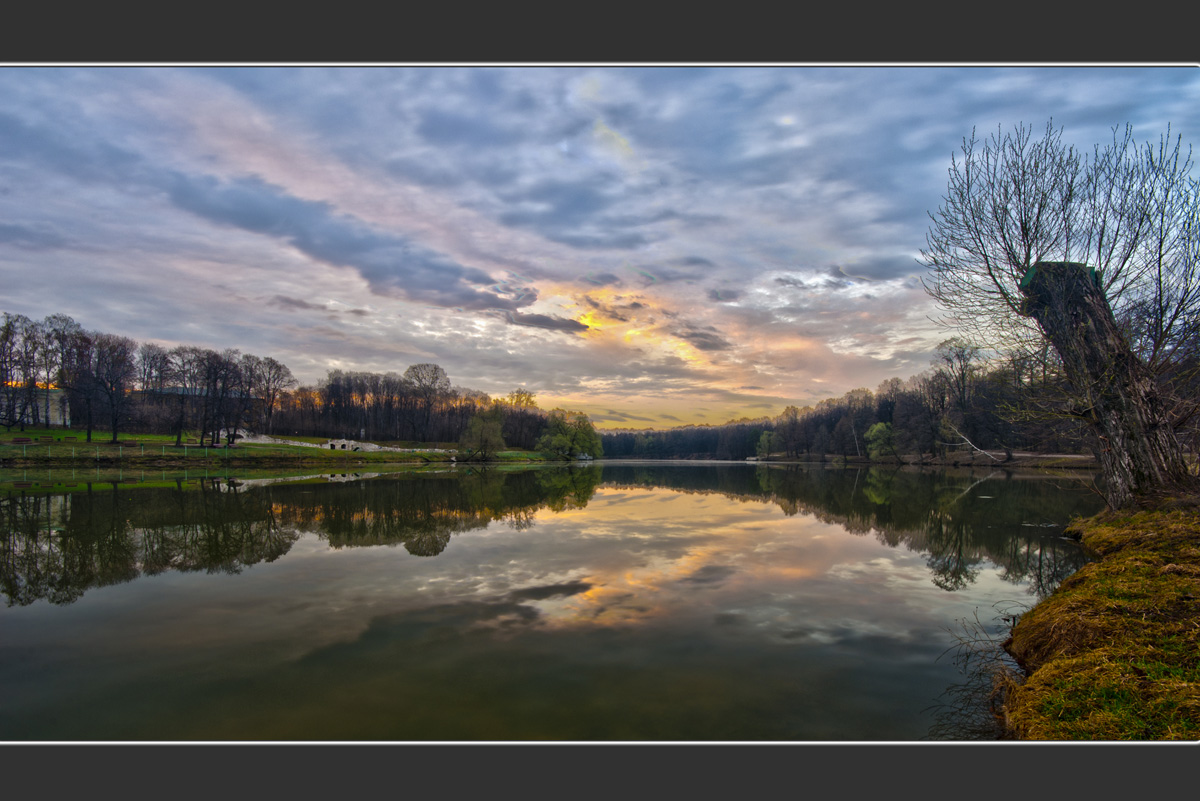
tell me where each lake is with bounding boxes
[0,462,1103,741]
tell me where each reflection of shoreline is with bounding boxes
[0,487,302,607]
[0,466,606,606]
[601,463,1100,599]
[220,472,385,490]
[1,464,1096,609]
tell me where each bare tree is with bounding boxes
[203,349,242,446]
[45,314,83,426]
[137,343,171,394]
[27,318,58,427]
[167,346,205,446]
[92,333,139,443]
[57,328,97,441]
[257,356,296,436]
[923,121,1200,508]
[3,315,44,429]
[934,338,981,418]
[404,363,451,442]
[0,313,30,430]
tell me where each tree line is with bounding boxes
[270,366,601,459]
[2,311,298,446]
[601,334,1198,463]
[0,310,604,459]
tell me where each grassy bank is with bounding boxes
[0,427,554,471]
[1002,501,1200,740]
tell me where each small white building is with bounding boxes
[16,388,69,427]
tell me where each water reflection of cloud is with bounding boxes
[484,487,892,631]
[9,472,1097,742]
[677,564,738,587]
[505,581,594,602]
[827,556,927,587]
[39,484,1010,666]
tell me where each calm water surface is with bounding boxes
[0,462,1102,741]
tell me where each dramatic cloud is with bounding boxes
[505,311,590,332]
[269,295,328,312]
[2,66,1197,427]
[673,324,734,352]
[166,173,524,312]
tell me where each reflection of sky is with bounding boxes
[0,485,1048,740]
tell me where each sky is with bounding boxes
[2,65,1198,429]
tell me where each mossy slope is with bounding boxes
[1003,505,1200,740]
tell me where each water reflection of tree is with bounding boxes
[923,515,981,592]
[0,480,299,606]
[602,463,1101,599]
[274,465,603,555]
[1,494,69,606]
[3,463,1090,606]
[0,466,605,604]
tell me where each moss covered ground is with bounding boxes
[1002,502,1200,740]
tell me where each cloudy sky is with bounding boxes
[2,66,1197,428]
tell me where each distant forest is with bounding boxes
[602,338,1200,462]
[5,311,1197,462]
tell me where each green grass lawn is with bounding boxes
[1,426,555,474]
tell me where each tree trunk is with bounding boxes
[110,397,121,443]
[1020,261,1196,508]
[174,395,185,448]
